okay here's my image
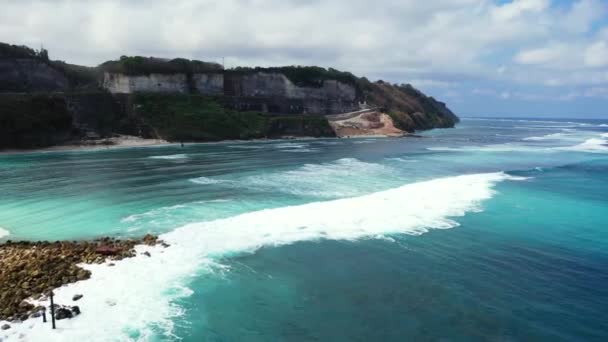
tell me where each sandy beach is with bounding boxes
[0,135,172,155]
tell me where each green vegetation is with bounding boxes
[0,94,72,148]
[134,94,334,141]
[100,56,223,76]
[0,42,49,61]
[51,62,101,90]
[229,66,361,89]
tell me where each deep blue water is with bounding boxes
[1,118,607,341]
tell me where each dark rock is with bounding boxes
[54,307,73,320]
[95,246,122,256]
[1,323,10,330]
[143,251,151,257]
[0,234,159,321]
[71,306,81,316]
[72,294,83,301]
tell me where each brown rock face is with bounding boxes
[0,235,163,321]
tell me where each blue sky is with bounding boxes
[1,0,607,118]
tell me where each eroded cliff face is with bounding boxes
[0,43,459,149]
[224,72,359,114]
[365,82,459,132]
[102,72,224,95]
[103,71,360,115]
[0,59,69,92]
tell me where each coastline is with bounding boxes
[0,236,165,332]
[0,133,422,156]
[0,135,172,155]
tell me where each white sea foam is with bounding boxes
[227,145,266,150]
[0,227,9,238]
[242,158,397,198]
[432,131,608,154]
[278,148,318,153]
[189,176,228,185]
[523,133,566,141]
[560,138,608,153]
[428,144,542,153]
[386,157,419,163]
[1,172,524,342]
[465,118,590,126]
[273,143,309,149]
[148,154,188,160]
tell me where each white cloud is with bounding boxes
[0,0,606,92]
[584,41,608,67]
[491,0,550,22]
[514,43,570,65]
[562,0,606,33]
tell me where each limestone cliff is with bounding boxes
[0,42,459,149]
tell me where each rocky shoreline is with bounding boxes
[0,235,166,323]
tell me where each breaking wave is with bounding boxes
[3,172,524,342]
[523,132,567,141]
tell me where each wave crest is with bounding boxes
[4,172,525,341]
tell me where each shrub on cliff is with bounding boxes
[100,56,223,76]
[229,66,360,89]
[0,94,73,148]
[133,94,333,141]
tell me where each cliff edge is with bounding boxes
[0,42,458,149]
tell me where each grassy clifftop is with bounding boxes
[100,56,223,76]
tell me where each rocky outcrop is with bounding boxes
[103,72,189,94]
[0,235,164,321]
[365,82,459,132]
[327,110,404,137]
[224,72,359,115]
[103,72,225,95]
[192,73,224,95]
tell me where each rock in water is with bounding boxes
[1,323,10,330]
[71,306,81,316]
[72,294,83,301]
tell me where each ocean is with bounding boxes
[1,117,607,341]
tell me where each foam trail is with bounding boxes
[242,158,397,198]
[189,176,227,185]
[148,154,188,160]
[523,133,566,141]
[2,172,523,342]
[0,227,8,238]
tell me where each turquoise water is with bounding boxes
[1,118,607,341]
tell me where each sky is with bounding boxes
[1,0,607,118]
